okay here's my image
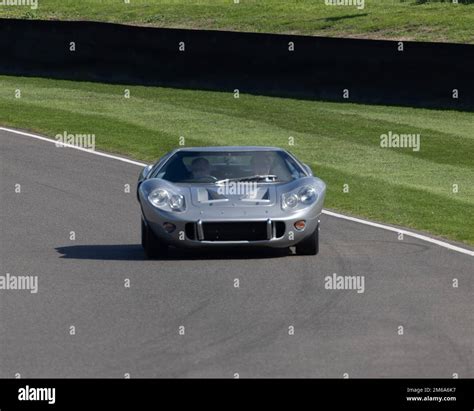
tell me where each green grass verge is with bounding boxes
[0,75,473,245]
[1,0,473,44]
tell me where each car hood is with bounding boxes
[189,183,277,207]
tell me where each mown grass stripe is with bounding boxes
[1,0,473,44]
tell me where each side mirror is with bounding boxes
[303,163,313,176]
[138,164,153,183]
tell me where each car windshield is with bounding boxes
[153,150,306,184]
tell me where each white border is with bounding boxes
[1,126,472,257]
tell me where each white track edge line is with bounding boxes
[0,127,147,167]
[1,126,473,257]
[322,210,473,256]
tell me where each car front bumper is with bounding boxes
[140,198,323,249]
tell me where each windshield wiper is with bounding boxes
[215,175,278,185]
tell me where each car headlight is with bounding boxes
[299,186,317,204]
[148,189,185,212]
[149,189,169,207]
[282,185,318,210]
[169,194,185,211]
[282,193,299,209]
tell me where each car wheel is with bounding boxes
[141,218,167,258]
[295,223,319,256]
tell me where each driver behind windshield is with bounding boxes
[190,157,211,179]
[251,152,274,175]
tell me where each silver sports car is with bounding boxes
[137,147,326,257]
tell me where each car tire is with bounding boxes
[141,218,167,258]
[295,223,319,256]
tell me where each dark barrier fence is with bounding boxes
[0,18,472,110]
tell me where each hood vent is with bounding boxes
[195,186,270,204]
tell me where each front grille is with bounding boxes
[185,223,196,240]
[203,222,268,241]
[274,221,285,238]
[185,221,286,242]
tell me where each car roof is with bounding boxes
[172,146,285,152]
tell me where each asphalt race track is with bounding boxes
[0,128,472,378]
